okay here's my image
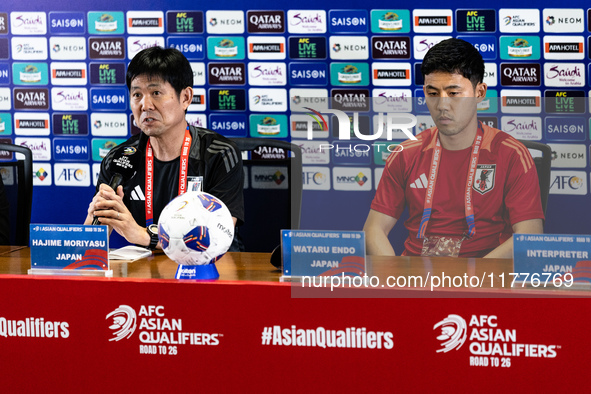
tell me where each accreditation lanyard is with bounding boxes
[417,125,484,239]
[145,127,192,226]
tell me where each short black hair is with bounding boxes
[421,38,484,88]
[126,46,193,96]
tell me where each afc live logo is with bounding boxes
[166,11,204,33]
[208,89,246,111]
[53,113,88,135]
[544,90,585,113]
[90,63,126,85]
[456,10,496,32]
[289,37,327,59]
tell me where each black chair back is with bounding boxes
[231,138,302,252]
[0,143,33,245]
[519,140,551,215]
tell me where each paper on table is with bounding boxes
[109,245,152,261]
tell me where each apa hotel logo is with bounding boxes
[127,11,164,35]
[543,36,585,60]
[248,36,286,60]
[413,9,453,33]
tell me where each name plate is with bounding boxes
[281,230,366,278]
[513,233,591,284]
[30,224,110,275]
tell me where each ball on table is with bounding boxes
[158,191,234,265]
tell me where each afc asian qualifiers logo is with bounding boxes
[474,164,496,194]
[106,305,137,341]
[433,314,467,353]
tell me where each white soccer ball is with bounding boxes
[158,191,234,265]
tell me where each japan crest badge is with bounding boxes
[473,164,495,194]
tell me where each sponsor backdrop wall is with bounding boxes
[2,0,591,250]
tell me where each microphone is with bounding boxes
[92,149,138,225]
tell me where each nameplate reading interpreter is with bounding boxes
[29,224,111,276]
[512,233,591,286]
[280,230,366,281]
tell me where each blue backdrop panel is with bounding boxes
[1,0,590,253]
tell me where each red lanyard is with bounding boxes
[145,127,192,225]
[417,125,484,239]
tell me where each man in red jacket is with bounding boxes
[364,38,544,258]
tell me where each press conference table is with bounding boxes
[0,246,589,392]
[0,246,587,292]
